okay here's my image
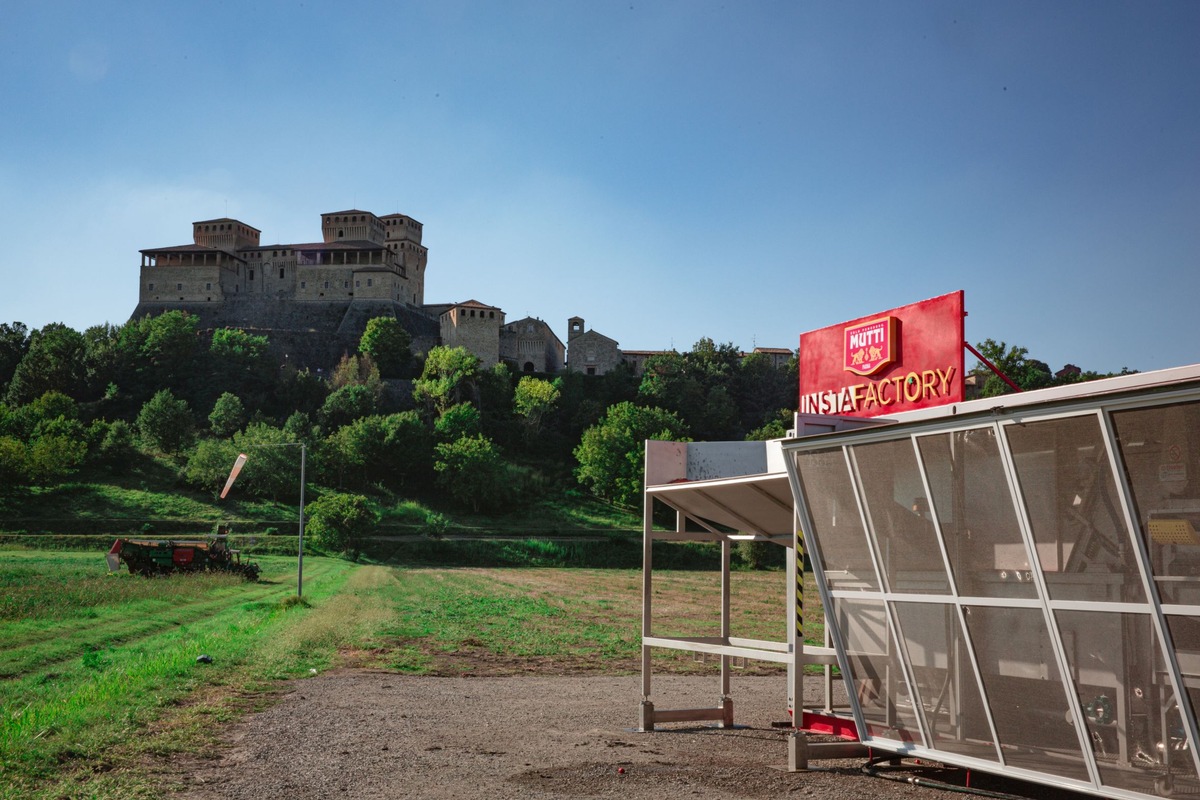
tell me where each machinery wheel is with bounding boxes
[1155,774,1174,797]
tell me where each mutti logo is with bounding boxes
[843,316,896,376]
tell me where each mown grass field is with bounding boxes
[0,549,822,799]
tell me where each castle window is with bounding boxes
[324,281,329,289]
[367,278,372,287]
[338,230,344,238]
[148,283,155,290]
[490,311,495,318]
[205,282,212,290]
[249,270,255,280]
[176,283,182,290]
[279,268,285,279]
[355,280,360,288]
[300,281,306,289]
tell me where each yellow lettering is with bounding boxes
[903,372,921,402]
[877,378,893,405]
[841,386,857,413]
[938,365,956,395]
[922,370,937,398]
[862,382,878,409]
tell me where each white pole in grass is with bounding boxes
[221,442,307,597]
[297,444,306,598]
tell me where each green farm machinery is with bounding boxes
[107,536,260,581]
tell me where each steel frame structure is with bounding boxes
[781,364,1200,798]
[638,439,868,767]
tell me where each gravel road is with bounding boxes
[171,670,1066,800]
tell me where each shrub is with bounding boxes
[306,492,379,555]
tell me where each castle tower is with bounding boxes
[192,218,260,252]
[440,300,504,368]
[381,214,427,306]
[320,210,386,245]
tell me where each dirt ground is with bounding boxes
[167,669,1072,800]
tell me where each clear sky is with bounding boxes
[2,1,1197,374]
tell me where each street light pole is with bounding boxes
[221,442,307,598]
[297,443,306,598]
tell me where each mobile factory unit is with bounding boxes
[640,291,1200,798]
[783,361,1200,798]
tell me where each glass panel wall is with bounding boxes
[1057,610,1185,795]
[1113,401,1200,606]
[1005,414,1145,604]
[850,439,951,594]
[892,601,998,761]
[834,597,923,745]
[1163,615,1200,794]
[963,605,1090,781]
[917,427,1036,599]
[795,448,879,591]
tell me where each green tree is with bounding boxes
[92,419,137,472]
[325,411,431,491]
[734,351,796,433]
[513,376,560,440]
[187,424,303,501]
[22,434,87,484]
[573,401,689,506]
[112,311,202,408]
[970,339,1053,397]
[135,389,195,454]
[233,424,304,501]
[184,437,242,494]
[746,409,793,441]
[5,323,87,405]
[0,392,87,485]
[359,317,412,378]
[272,368,329,420]
[637,339,746,440]
[434,402,481,442]
[319,384,379,430]
[306,492,378,555]
[208,328,271,405]
[330,353,382,392]
[209,392,248,438]
[434,434,507,512]
[0,322,30,396]
[81,323,122,403]
[413,346,480,413]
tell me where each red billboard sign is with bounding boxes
[799,291,965,418]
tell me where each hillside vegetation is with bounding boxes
[0,314,799,555]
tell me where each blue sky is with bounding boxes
[1,1,1197,374]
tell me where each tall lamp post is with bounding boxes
[221,443,307,597]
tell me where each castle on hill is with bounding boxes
[132,210,792,375]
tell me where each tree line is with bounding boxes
[0,314,1131,551]
[0,314,800,543]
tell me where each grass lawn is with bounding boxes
[0,550,822,799]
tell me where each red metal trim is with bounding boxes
[800,711,860,741]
